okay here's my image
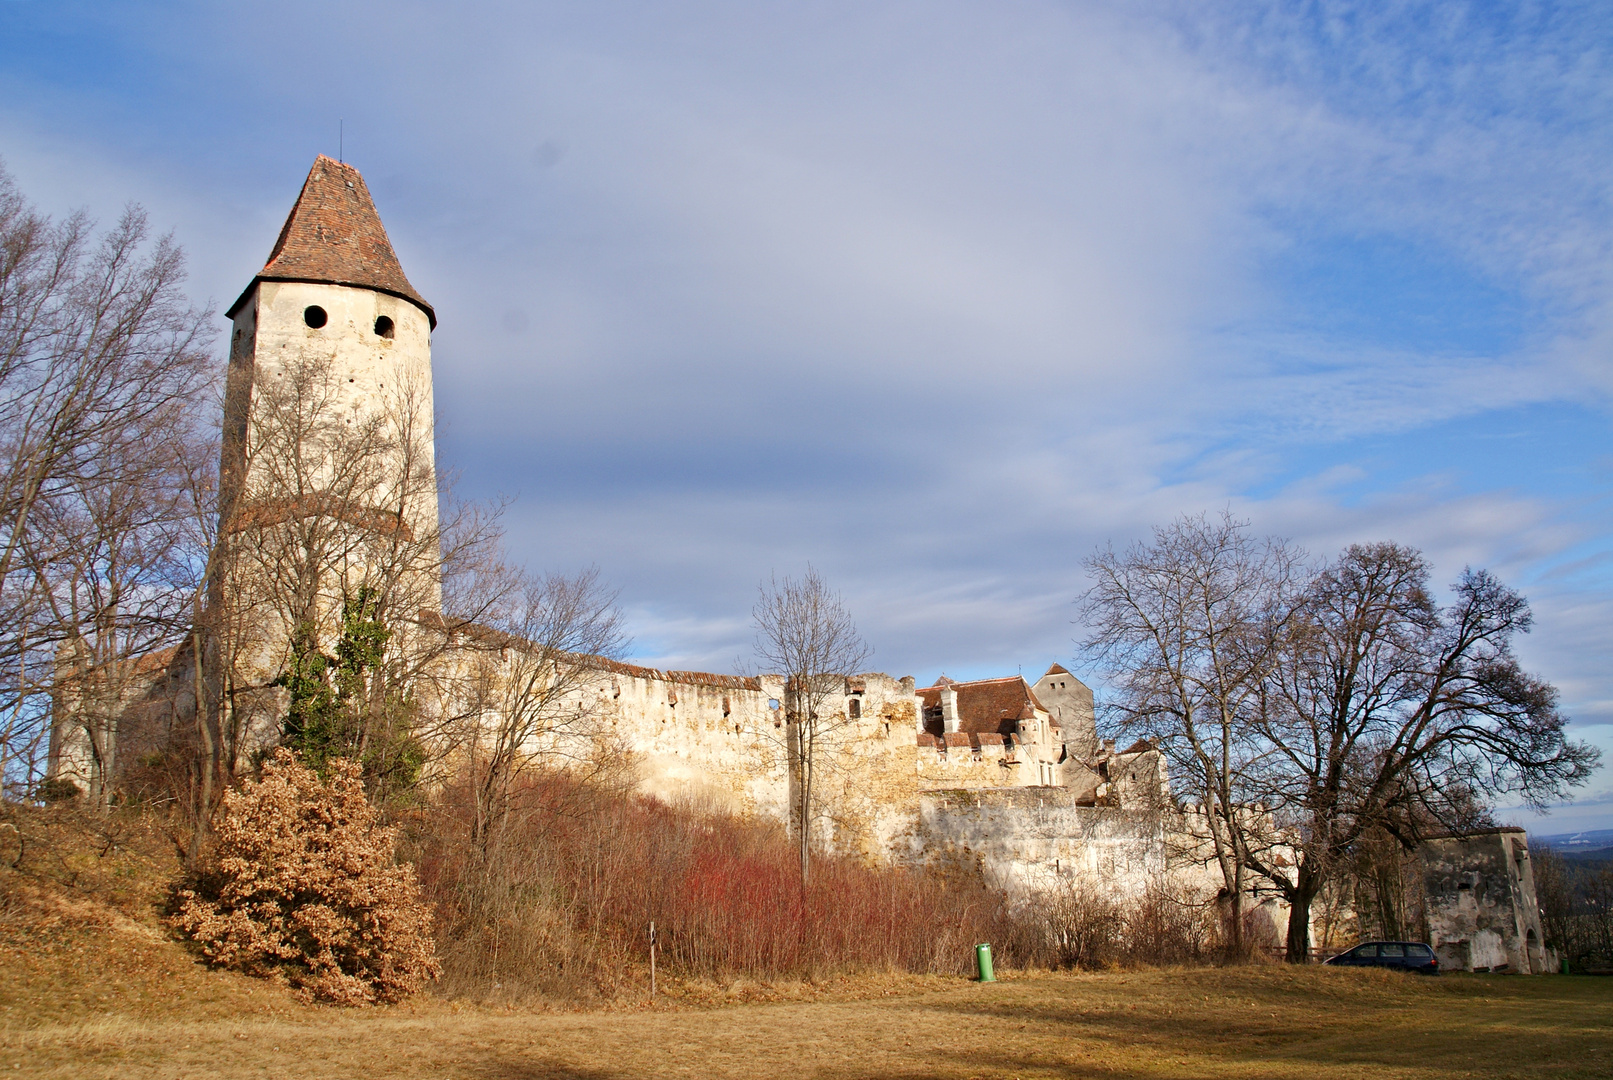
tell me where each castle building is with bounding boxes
[46,158,1553,964]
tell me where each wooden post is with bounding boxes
[649,921,657,999]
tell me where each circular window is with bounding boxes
[303,305,328,329]
[373,315,395,339]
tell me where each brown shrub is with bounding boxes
[172,749,439,1005]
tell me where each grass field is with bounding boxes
[5,956,1611,1079]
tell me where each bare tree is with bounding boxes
[752,566,869,884]
[0,161,214,800]
[1248,543,1598,962]
[451,566,628,853]
[1078,512,1306,954]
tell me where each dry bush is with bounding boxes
[172,749,438,1005]
[1039,878,1224,968]
[414,770,1031,1000]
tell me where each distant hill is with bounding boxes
[1532,828,1613,862]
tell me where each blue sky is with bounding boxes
[3,1,1609,831]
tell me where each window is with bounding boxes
[1379,943,1404,957]
[1407,944,1432,957]
[303,305,328,328]
[374,315,395,338]
[849,699,861,719]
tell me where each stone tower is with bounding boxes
[1031,664,1098,760]
[217,156,440,687]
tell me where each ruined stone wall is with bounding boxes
[502,662,929,860]
[1420,829,1549,973]
[915,734,1054,790]
[895,787,1169,898]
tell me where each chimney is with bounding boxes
[941,685,961,733]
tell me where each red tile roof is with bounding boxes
[1043,663,1072,677]
[228,156,435,328]
[917,676,1047,737]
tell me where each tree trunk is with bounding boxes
[1230,859,1245,958]
[788,714,809,885]
[1285,887,1314,963]
[189,629,215,866]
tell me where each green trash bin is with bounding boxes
[975,943,995,983]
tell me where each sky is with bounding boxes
[2,1,1610,833]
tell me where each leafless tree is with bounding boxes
[1248,543,1598,961]
[1078,512,1306,954]
[449,566,628,853]
[752,566,869,884]
[0,161,214,801]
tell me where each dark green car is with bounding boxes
[1325,941,1439,974]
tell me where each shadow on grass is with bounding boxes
[462,1066,623,1080]
[917,969,1613,1079]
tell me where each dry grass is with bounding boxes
[5,945,1611,1079]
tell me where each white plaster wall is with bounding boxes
[237,280,438,567]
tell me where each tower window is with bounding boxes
[303,305,328,328]
[374,315,395,338]
[849,699,861,719]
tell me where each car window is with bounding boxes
[1406,944,1431,957]
[1380,943,1405,957]
[1351,945,1376,958]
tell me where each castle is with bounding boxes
[48,157,1552,972]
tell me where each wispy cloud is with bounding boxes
[2,0,1609,820]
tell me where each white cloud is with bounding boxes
[3,0,1610,820]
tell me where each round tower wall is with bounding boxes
[241,280,438,557]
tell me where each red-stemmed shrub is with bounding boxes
[416,770,1030,999]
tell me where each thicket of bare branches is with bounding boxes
[1038,878,1236,969]
[1534,849,1613,968]
[413,772,1037,1000]
[172,748,438,1004]
[0,161,215,805]
[443,566,628,853]
[752,567,869,883]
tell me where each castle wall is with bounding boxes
[916,734,1053,789]
[470,658,930,860]
[898,787,1169,898]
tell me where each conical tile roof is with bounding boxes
[227,156,435,328]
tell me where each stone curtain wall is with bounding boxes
[900,788,1169,898]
